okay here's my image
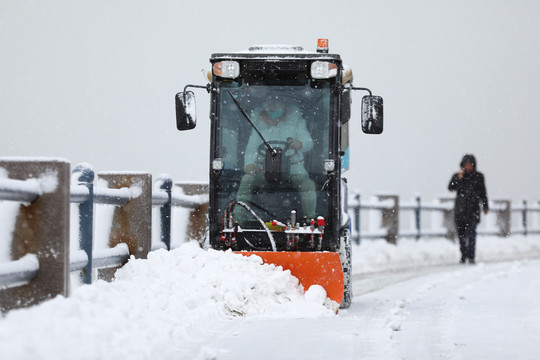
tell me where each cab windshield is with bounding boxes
[215,79,332,229]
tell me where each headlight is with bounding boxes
[213,61,240,79]
[311,61,338,79]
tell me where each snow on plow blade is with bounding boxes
[235,251,344,304]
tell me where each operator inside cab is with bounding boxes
[234,96,316,225]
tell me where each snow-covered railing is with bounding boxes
[0,159,71,312]
[0,178,41,202]
[349,194,540,244]
[0,254,39,290]
[69,244,130,273]
[0,158,209,313]
[348,194,400,244]
[509,200,540,236]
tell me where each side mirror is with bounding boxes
[361,95,383,134]
[175,91,197,130]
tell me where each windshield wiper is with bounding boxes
[227,91,277,156]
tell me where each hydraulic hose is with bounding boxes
[231,200,277,251]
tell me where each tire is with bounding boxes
[338,228,353,309]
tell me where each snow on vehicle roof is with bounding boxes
[211,44,341,60]
[242,45,311,54]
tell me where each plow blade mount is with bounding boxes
[236,251,344,304]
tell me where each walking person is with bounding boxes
[448,154,489,264]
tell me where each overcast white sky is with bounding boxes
[2,0,540,203]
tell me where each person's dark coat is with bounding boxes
[448,155,489,224]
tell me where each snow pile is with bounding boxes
[113,242,336,319]
[1,235,539,359]
[353,238,458,273]
[0,242,335,359]
[353,235,540,273]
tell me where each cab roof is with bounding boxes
[210,45,341,62]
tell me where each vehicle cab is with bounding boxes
[175,43,383,253]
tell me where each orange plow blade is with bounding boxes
[236,251,344,304]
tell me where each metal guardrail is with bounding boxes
[0,254,39,289]
[0,159,208,312]
[348,194,540,243]
[69,245,131,273]
[2,158,539,312]
[0,169,136,288]
[0,177,41,202]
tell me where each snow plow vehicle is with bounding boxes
[175,40,383,308]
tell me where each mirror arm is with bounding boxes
[351,87,373,96]
[183,84,212,101]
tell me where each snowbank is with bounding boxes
[1,235,539,359]
[0,242,334,359]
[353,235,540,273]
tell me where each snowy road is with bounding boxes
[1,237,539,360]
[179,259,540,360]
[353,260,540,359]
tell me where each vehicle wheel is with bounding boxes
[338,228,353,309]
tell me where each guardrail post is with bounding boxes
[156,175,172,250]
[0,159,70,313]
[533,201,540,233]
[522,200,528,236]
[353,193,361,244]
[97,172,152,281]
[176,183,209,247]
[415,195,421,241]
[72,163,94,284]
[494,199,511,236]
[437,197,456,240]
[377,195,399,244]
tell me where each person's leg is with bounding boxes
[290,174,316,218]
[456,222,468,263]
[466,224,477,263]
[236,175,255,203]
[233,173,263,225]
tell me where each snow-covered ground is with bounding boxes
[1,235,539,359]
